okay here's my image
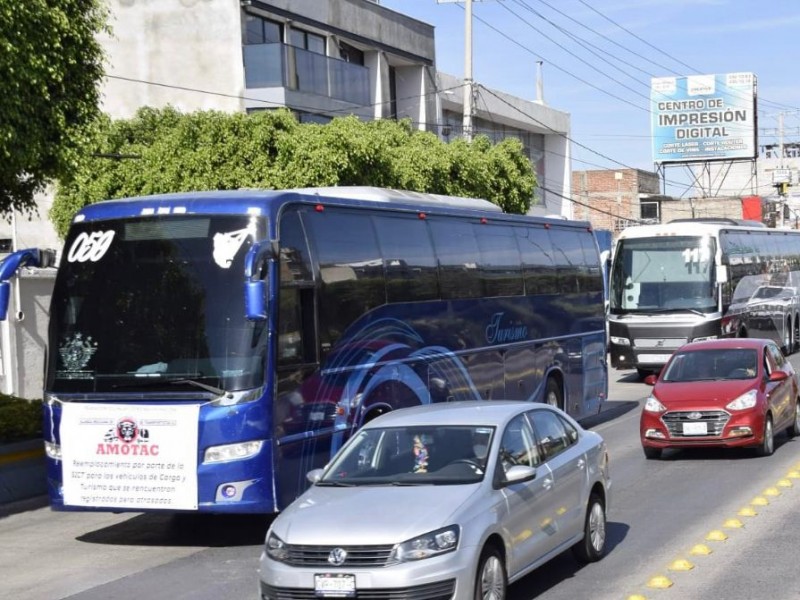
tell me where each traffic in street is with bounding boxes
[3,358,800,600]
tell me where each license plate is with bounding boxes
[314,574,355,597]
[683,422,707,435]
[638,354,673,363]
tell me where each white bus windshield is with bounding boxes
[46,215,269,394]
[610,235,717,314]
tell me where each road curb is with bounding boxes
[0,438,47,507]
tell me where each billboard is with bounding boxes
[651,73,757,163]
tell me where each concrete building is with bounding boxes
[98,0,572,214]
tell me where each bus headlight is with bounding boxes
[610,336,630,346]
[692,335,718,342]
[44,440,61,459]
[204,440,263,464]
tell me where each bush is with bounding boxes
[0,395,42,443]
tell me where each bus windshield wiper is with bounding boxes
[111,375,229,397]
[637,308,707,317]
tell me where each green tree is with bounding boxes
[0,0,108,216]
[52,108,537,236]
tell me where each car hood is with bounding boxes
[654,380,756,407]
[272,484,481,545]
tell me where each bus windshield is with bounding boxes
[46,215,269,395]
[610,235,717,314]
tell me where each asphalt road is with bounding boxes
[2,362,800,600]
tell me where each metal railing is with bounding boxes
[243,43,369,106]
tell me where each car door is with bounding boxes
[529,409,586,548]
[765,343,793,429]
[496,413,558,578]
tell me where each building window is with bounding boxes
[640,200,660,223]
[338,41,364,65]
[289,28,325,55]
[245,15,282,45]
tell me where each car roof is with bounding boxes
[362,400,563,429]
[676,338,769,352]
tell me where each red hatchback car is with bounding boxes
[640,338,800,459]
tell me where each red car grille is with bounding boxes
[661,410,730,437]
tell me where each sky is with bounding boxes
[378,0,800,197]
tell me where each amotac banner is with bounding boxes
[651,72,757,164]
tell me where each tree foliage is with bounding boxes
[0,0,107,216]
[52,108,537,236]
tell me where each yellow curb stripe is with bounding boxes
[0,447,45,466]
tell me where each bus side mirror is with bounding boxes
[245,280,267,321]
[244,241,274,322]
[0,282,9,321]
[717,265,728,284]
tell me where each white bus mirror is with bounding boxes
[717,265,728,283]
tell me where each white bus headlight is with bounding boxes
[610,336,630,346]
[203,440,263,464]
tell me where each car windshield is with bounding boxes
[320,425,495,486]
[662,348,758,382]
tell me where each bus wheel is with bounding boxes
[544,378,563,410]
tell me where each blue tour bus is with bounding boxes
[1,187,607,513]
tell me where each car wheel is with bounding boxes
[643,446,662,460]
[571,492,606,563]
[783,320,793,355]
[788,401,800,438]
[474,546,506,600]
[544,378,562,411]
[756,415,774,457]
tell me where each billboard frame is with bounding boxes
[651,73,758,165]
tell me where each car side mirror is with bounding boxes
[503,465,537,485]
[769,370,789,383]
[643,374,658,386]
[306,468,325,484]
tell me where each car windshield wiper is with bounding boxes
[316,481,357,487]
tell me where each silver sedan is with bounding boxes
[259,400,611,600]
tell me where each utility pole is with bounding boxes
[463,0,473,142]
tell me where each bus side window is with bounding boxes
[278,208,316,365]
[429,219,482,299]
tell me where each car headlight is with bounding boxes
[265,531,290,562]
[644,395,666,413]
[610,336,630,346]
[726,389,758,411]
[391,525,460,562]
[203,440,263,464]
[692,335,718,342]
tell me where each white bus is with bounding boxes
[608,218,800,377]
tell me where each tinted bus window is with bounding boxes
[516,226,557,295]
[277,209,315,364]
[304,209,385,348]
[373,214,439,302]
[474,224,524,297]
[549,227,583,293]
[429,219,482,299]
[578,230,603,293]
